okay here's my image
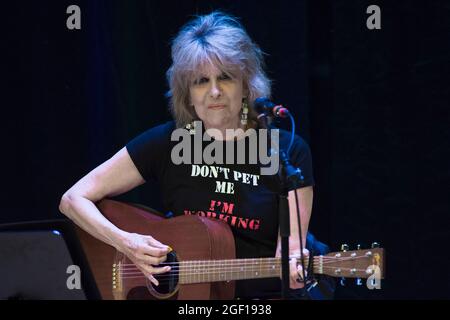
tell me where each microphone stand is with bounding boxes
[258,114,305,299]
[278,150,305,299]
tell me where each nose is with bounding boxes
[209,81,222,99]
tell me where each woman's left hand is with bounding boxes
[276,247,310,289]
[288,248,310,289]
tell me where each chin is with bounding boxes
[207,117,235,129]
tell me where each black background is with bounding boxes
[2,0,449,299]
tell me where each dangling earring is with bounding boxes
[241,98,248,126]
[185,104,197,134]
[185,121,196,135]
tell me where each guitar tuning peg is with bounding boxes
[371,242,380,248]
[354,245,363,286]
[340,244,349,252]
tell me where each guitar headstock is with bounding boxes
[316,245,385,279]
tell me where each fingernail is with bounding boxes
[167,246,173,252]
[150,277,158,286]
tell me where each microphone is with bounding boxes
[254,97,290,118]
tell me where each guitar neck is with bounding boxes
[178,257,313,284]
[177,246,385,284]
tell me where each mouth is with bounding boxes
[208,104,226,110]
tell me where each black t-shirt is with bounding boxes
[126,120,314,298]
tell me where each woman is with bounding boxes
[59,11,314,299]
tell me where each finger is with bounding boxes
[302,248,310,256]
[292,260,307,288]
[141,246,171,257]
[297,264,308,279]
[147,237,170,249]
[152,265,171,275]
[290,249,309,260]
[148,274,159,286]
[138,253,167,266]
[290,275,303,289]
[297,264,306,275]
[134,264,159,286]
[140,262,171,274]
[290,258,298,282]
[139,265,170,285]
[289,258,303,289]
[293,271,305,289]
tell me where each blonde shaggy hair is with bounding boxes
[166,11,271,128]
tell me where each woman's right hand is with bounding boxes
[117,232,172,286]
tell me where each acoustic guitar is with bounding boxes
[75,199,384,300]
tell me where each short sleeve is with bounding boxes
[125,121,175,182]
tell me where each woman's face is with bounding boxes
[189,64,246,131]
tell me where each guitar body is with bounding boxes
[75,199,236,300]
[75,199,385,300]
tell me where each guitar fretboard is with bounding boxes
[178,257,311,284]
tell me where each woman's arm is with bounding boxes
[288,186,313,251]
[59,147,171,285]
[276,186,313,254]
[59,147,144,247]
[276,186,313,289]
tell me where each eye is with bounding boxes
[218,73,232,81]
[194,77,209,85]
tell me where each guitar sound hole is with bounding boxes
[151,251,179,295]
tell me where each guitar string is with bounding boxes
[117,266,371,281]
[118,260,373,276]
[119,271,370,282]
[118,256,370,268]
[117,263,372,277]
[117,252,376,265]
[117,254,366,267]
[118,270,374,286]
[114,255,378,283]
[119,265,369,276]
[117,254,373,270]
